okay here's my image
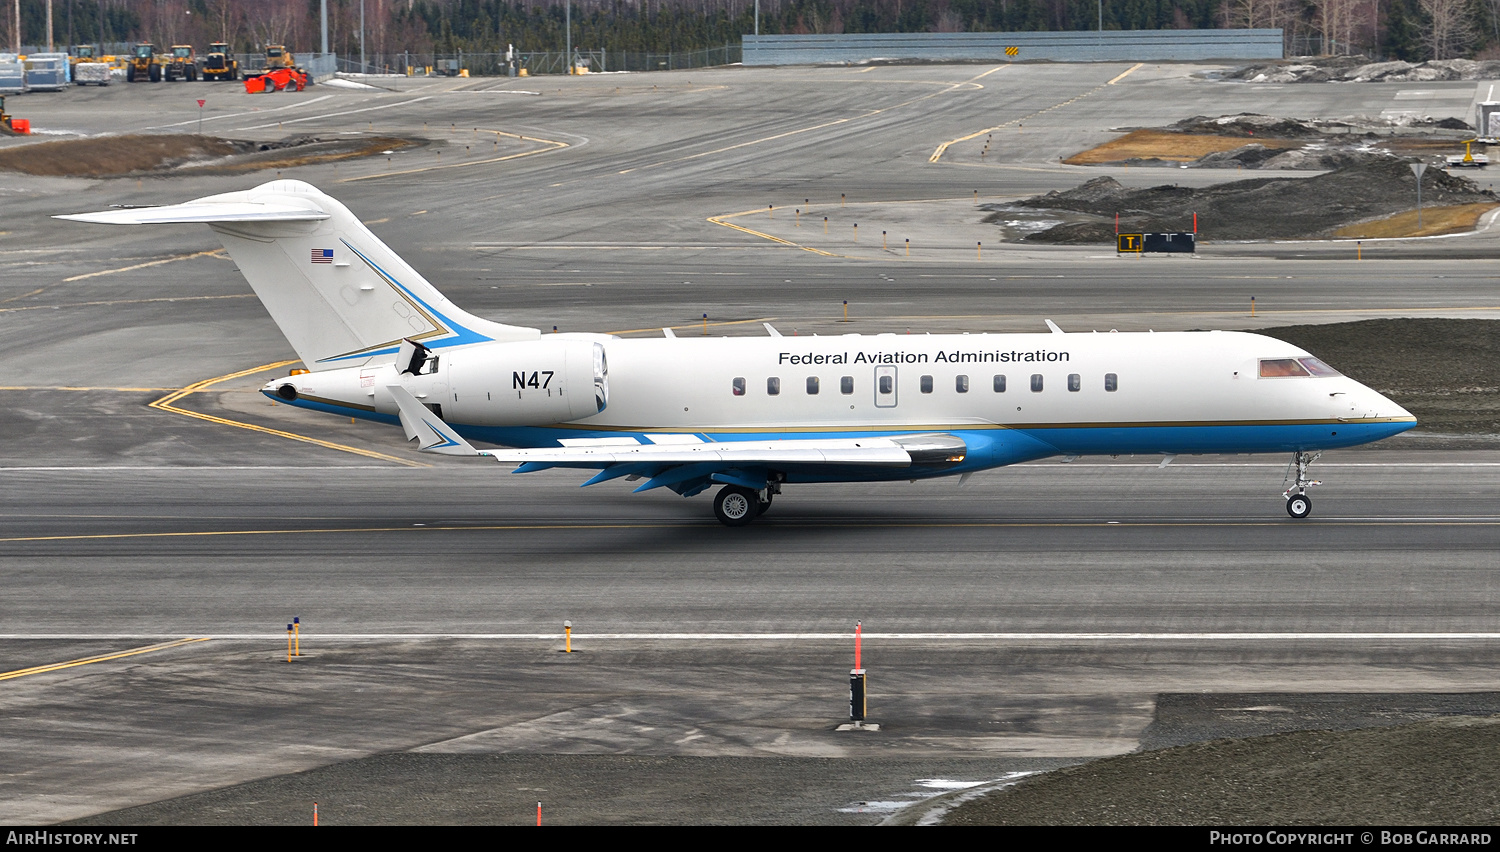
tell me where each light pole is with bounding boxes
[359,0,365,74]
[755,0,760,36]
[565,0,571,74]
[320,0,327,56]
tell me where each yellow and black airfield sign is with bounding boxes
[1005,46,1019,56]
[1117,233,1143,253]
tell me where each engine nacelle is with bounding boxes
[265,337,608,428]
[444,337,608,426]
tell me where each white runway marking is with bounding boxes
[234,96,433,130]
[144,95,335,129]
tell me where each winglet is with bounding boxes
[1045,319,1065,334]
[386,384,485,456]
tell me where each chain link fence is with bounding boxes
[331,43,740,76]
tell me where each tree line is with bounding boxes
[4,0,1495,61]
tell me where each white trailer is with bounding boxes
[23,53,69,91]
[1476,102,1500,144]
[0,53,25,93]
[73,62,111,85]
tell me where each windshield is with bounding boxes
[1259,357,1343,378]
[174,47,190,58]
[135,45,153,58]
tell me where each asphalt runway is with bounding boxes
[2,62,1499,824]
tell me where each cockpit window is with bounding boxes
[1298,357,1342,377]
[1259,358,1343,378]
[1259,358,1310,378]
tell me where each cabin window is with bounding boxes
[1259,358,1310,378]
[878,375,894,395]
[920,375,934,394]
[956,375,970,393]
[1105,373,1118,392]
[806,376,820,395]
[1030,374,1043,392]
[767,377,781,395]
[1067,374,1081,392]
[731,377,745,396]
[841,376,854,395]
[993,375,1006,393]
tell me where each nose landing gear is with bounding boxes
[1282,451,1322,519]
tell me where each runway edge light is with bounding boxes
[839,621,877,731]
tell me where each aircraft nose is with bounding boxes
[1366,385,1413,421]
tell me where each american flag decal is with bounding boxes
[311,248,334,264]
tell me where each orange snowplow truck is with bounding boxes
[242,44,310,92]
[244,66,307,93]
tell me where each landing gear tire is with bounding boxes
[714,486,759,527]
[1286,493,1312,519]
[1282,450,1321,520]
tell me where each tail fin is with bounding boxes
[57,179,539,369]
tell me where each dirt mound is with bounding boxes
[1227,55,1500,84]
[943,714,1500,825]
[0,133,416,177]
[1169,113,1330,139]
[1069,114,1474,172]
[991,158,1495,243]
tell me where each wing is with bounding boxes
[491,433,968,496]
[381,384,968,496]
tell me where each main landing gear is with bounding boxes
[712,484,776,527]
[1282,451,1322,519]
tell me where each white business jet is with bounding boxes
[60,180,1416,525]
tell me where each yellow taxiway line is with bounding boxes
[929,63,1143,163]
[705,211,846,257]
[150,361,427,468]
[0,638,209,682]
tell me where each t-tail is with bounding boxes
[55,179,539,370]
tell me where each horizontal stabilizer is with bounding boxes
[386,384,484,457]
[53,202,330,226]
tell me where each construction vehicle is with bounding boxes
[163,45,197,81]
[201,42,238,81]
[0,95,29,134]
[265,44,295,70]
[244,65,307,93]
[72,46,111,85]
[125,43,161,82]
[242,44,311,89]
[1446,139,1490,169]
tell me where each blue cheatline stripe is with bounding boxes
[315,241,494,364]
[261,392,1416,479]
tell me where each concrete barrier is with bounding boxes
[743,29,1283,66]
